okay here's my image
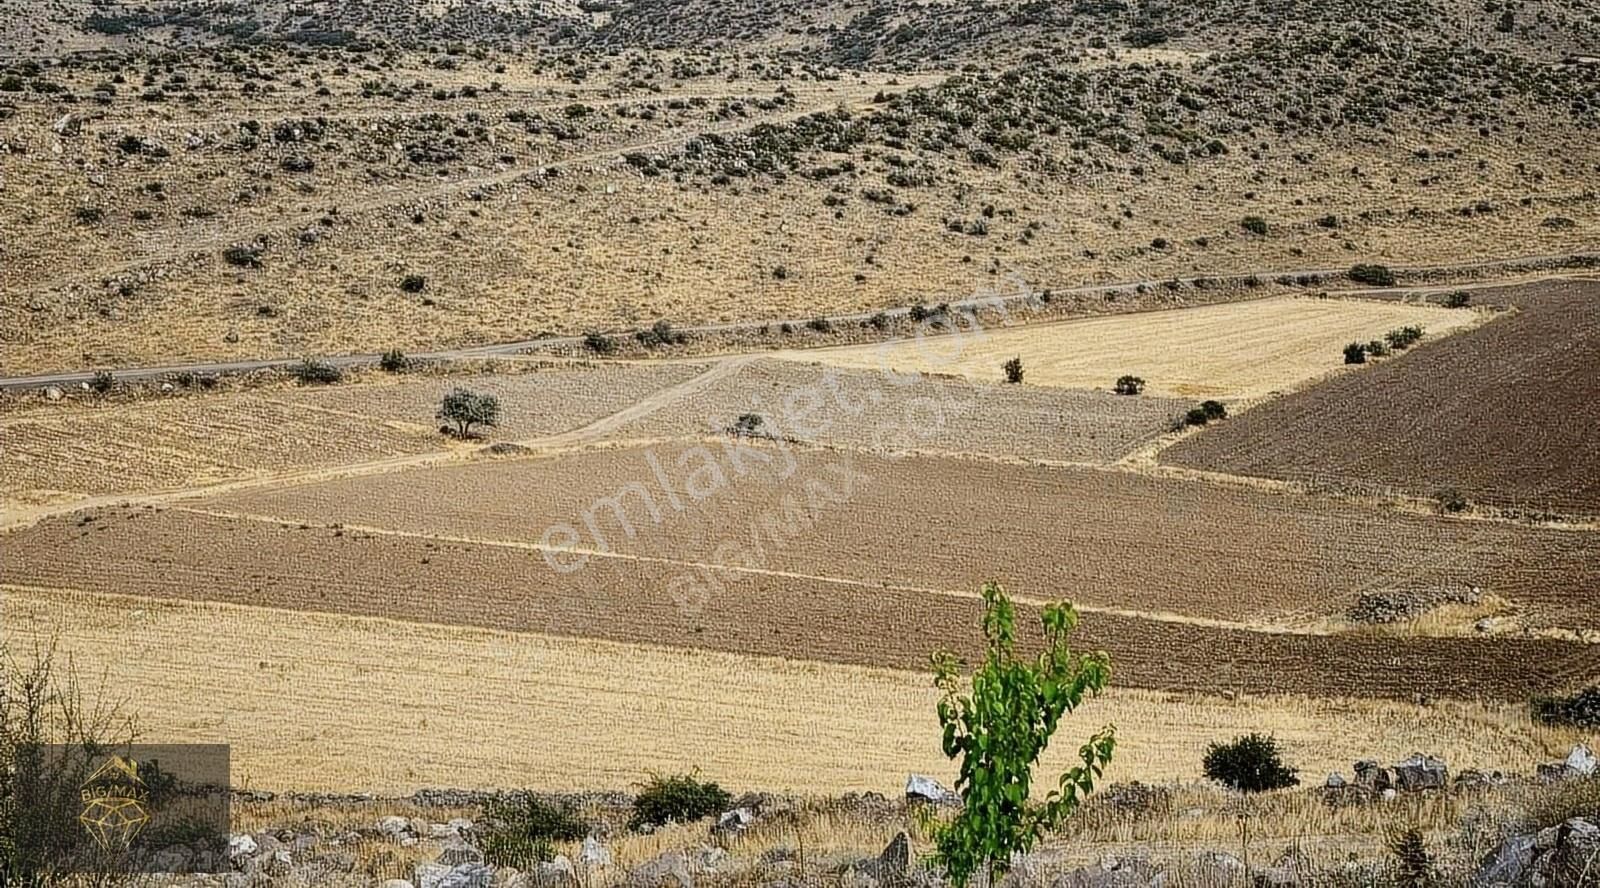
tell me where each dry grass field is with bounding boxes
[2,585,1585,794]
[1163,279,1600,515]
[775,295,1484,397]
[0,362,708,514]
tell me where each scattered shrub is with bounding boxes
[1114,375,1145,396]
[1199,400,1227,421]
[1532,686,1600,728]
[1202,733,1299,793]
[1239,216,1269,236]
[437,388,501,438]
[1344,342,1368,364]
[379,350,410,373]
[629,772,731,831]
[1434,487,1468,514]
[1002,356,1024,384]
[1348,264,1397,287]
[731,413,766,436]
[73,206,105,225]
[400,274,427,294]
[482,796,588,870]
[223,243,264,269]
[1385,326,1425,350]
[1442,290,1471,309]
[583,331,618,354]
[1386,826,1437,888]
[1184,407,1211,426]
[1366,339,1390,358]
[636,320,687,348]
[806,316,833,333]
[89,370,115,394]
[291,359,342,385]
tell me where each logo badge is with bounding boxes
[79,756,151,850]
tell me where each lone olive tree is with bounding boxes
[930,583,1116,887]
[437,388,501,438]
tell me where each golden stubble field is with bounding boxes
[2,586,1585,794]
[775,295,1483,397]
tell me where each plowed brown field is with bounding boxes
[4,501,1596,701]
[191,444,1600,632]
[1162,279,1600,514]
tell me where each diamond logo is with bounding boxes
[79,756,151,850]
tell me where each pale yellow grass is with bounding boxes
[774,296,1482,398]
[2,586,1580,795]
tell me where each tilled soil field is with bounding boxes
[1162,279,1600,514]
[194,444,1600,632]
[608,359,1193,464]
[4,504,1597,702]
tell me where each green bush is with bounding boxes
[1442,291,1471,309]
[1113,375,1145,396]
[1002,356,1024,384]
[1239,216,1269,236]
[482,796,588,870]
[1184,407,1210,427]
[1200,400,1226,421]
[1344,342,1368,364]
[806,316,834,333]
[1202,734,1299,793]
[1435,487,1468,514]
[379,350,410,373]
[400,274,427,294]
[629,773,731,831]
[1366,339,1390,358]
[89,370,115,395]
[1348,264,1397,287]
[930,583,1114,887]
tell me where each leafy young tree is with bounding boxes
[1002,357,1025,384]
[437,388,501,438]
[930,583,1116,887]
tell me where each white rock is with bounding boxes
[905,773,957,804]
[44,385,64,401]
[228,835,258,862]
[580,836,612,868]
[1566,743,1597,777]
[381,880,416,888]
[377,815,413,839]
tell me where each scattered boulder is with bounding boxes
[905,774,958,805]
[714,807,756,834]
[1393,753,1449,791]
[1353,761,1393,794]
[1527,818,1600,886]
[1476,833,1536,887]
[1324,773,1346,789]
[227,835,258,866]
[418,863,494,888]
[1190,851,1246,884]
[377,816,413,840]
[1543,743,1599,782]
[44,385,64,401]
[580,837,612,869]
[534,855,577,888]
[437,837,486,866]
[627,851,692,888]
